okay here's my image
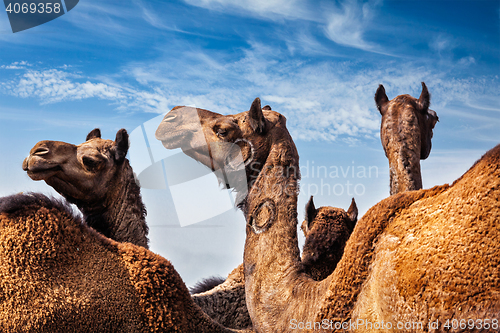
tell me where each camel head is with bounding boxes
[155,98,291,196]
[301,196,358,274]
[375,82,439,194]
[23,128,130,206]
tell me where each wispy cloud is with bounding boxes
[429,33,455,54]
[2,69,125,103]
[183,0,388,54]
[323,0,380,51]
[2,40,498,144]
[0,68,171,114]
[120,42,499,143]
[184,0,316,21]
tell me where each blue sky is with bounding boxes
[1,0,499,286]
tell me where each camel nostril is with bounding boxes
[33,147,50,156]
[163,115,177,122]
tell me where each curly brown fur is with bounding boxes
[23,128,149,248]
[0,192,249,332]
[315,185,449,327]
[316,144,500,332]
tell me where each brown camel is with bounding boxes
[191,195,357,329]
[22,128,149,248]
[22,129,254,329]
[0,192,254,332]
[300,196,357,281]
[376,82,439,195]
[156,98,499,332]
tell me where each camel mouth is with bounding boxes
[25,164,62,180]
[157,132,189,150]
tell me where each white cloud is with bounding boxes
[0,61,32,69]
[0,68,171,114]
[9,69,125,103]
[184,0,384,52]
[458,56,476,66]
[184,0,316,21]
[121,43,499,144]
[2,43,498,144]
[323,0,379,51]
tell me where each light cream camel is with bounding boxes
[376,82,439,194]
[156,98,499,332]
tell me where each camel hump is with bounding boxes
[0,192,69,215]
[189,276,226,294]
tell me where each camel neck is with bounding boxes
[388,147,422,195]
[242,133,332,332]
[83,161,149,248]
[381,110,423,195]
[244,137,301,266]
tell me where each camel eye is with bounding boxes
[82,157,100,171]
[217,128,228,138]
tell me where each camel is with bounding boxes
[191,195,357,329]
[22,128,149,248]
[0,192,254,332]
[300,196,357,281]
[22,129,254,329]
[376,82,439,195]
[156,98,499,332]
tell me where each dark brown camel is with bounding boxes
[0,192,254,332]
[156,98,499,332]
[22,129,149,248]
[376,82,439,195]
[300,196,357,281]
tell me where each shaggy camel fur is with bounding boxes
[22,128,149,248]
[376,82,439,194]
[0,192,253,333]
[300,196,357,281]
[156,98,499,332]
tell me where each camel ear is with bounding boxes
[417,82,430,112]
[375,85,389,115]
[347,198,358,225]
[249,97,267,134]
[304,196,317,231]
[86,128,101,141]
[262,105,272,110]
[112,129,129,163]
